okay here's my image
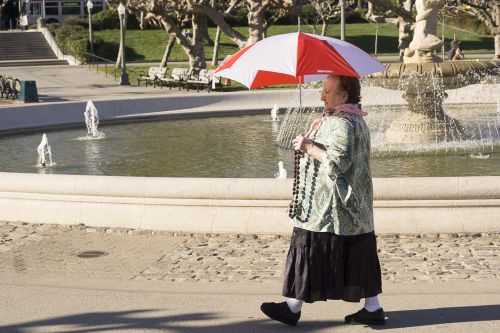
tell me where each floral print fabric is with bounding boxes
[292,113,374,235]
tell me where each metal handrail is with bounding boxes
[84,52,141,84]
[84,52,118,80]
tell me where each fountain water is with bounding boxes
[275,84,323,149]
[82,101,105,139]
[275,161,287,178]
[270,104,279,121]
[36,134,56,168]
[276,0,500,154]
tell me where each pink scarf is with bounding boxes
[330,103,367,118]
[307,104,367,136]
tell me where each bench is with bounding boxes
[186,69,223,92]
[0,75,20,100]
[137,67,168,88]
[160,68,191,90]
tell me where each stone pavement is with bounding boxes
[0,65,189,105]
[0,222,498,283]
[0,221,499,333]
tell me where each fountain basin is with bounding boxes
[369,60,500,90]
[0,171,498,234]
[0,91,499,234]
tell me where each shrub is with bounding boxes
[56,24,89,62]
[62,16,88,29]
[92,9,140,30]
[92,9,120,29]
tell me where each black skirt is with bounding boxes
[282,227,382,303]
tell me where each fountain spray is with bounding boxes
[271,104,279,121]
[36,134,56,168]
[84,101,104,138]
[275,161,288,178]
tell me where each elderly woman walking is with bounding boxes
[261,75,385,326]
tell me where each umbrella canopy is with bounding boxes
[214,32,385,89]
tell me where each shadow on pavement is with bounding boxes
[1,305,499,332]
[376,304,500,330]
[0,309,337,333]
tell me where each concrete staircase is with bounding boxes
[0,31,69,67]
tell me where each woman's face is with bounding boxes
[321,76,348,112]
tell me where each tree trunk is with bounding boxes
[495,33,500,58]
[190,13,207,72]
[495,5,500,57]
[247,2,266,44]
[321,20,327,36]
[160,35,175,68]
[357,0,363,9]
[158,14,203,73]
[212,26,221,66]
[190,3,246,48]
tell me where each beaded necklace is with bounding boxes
[288,116,324,222]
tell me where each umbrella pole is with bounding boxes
[299,84,302,110]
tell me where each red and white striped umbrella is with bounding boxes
[214,32,385,89]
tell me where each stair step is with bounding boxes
[0,31,62,62]
[0,59,69,67]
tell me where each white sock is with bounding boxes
[286,298,303,313]
[364,295,381,312]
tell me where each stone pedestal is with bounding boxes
[386,111,464,143]
[385,76,465,143]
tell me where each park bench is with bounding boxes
[160,67,191,90]
[185,69,223,92]
[0,75,20,100]
[137,67,168,88]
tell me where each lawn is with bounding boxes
[93,23,496,63]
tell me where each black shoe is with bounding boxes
[345,308,386,326]
[260,301,301,326]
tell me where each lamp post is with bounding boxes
[87,0,94,54]
[340,0,345,41]
[117,2,130,85]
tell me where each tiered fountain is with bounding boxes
[277,0,499,149]
[368,0,500,144]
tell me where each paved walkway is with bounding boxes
[1,222,498,283]
[0,221,499,332]
[0,65,190,105]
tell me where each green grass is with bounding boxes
[92,23,496,63]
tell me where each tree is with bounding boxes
[189,0,303,45]
[125,0,209,72]
[444,0,500,57]
[308,0,342,36]
[365,0,414,60]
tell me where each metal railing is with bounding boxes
[84,52,142,85]
[84,52,119,80]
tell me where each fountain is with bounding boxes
[368,0,500,144]
[276,0,499,150]
[36,134,56,168]
[83,101,104,139]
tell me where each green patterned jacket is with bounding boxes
[292,113,374,235]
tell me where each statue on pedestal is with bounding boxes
[403,0,443,63]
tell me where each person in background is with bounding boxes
[448,40,464,60]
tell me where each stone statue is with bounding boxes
[403,0,443,63]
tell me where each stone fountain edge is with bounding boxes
[0,171,498,235]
